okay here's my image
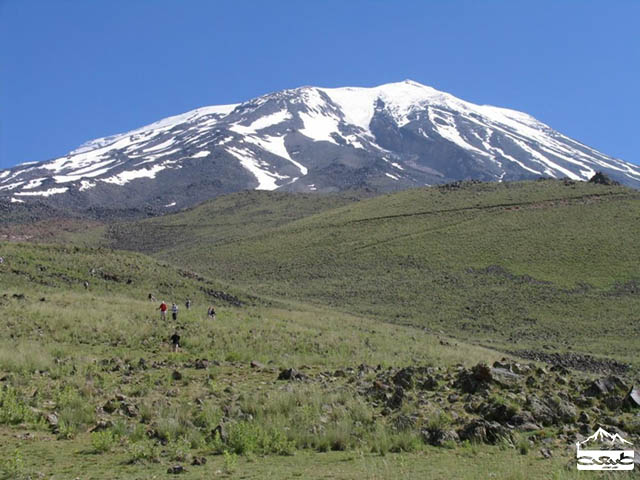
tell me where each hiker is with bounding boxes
[171,303,179,321]
[148,293,157,302]
[170,329,181,353]
[83,281,89,289]
[207,305,216,320]
[158,301,168,321]
[185,298,191,310]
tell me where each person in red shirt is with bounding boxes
[158,301,168,321]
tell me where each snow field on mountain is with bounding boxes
[2,80,639,200]
[226,147,286,190]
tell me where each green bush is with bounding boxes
[222,450,237,474]
[166,436,191,462]
[127,439,160,464]
[56,387,95,438]
[0,387,39,426]
[0,449,25,480]
[227,422,260,455]
[91,430,118,453]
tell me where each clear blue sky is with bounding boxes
[1,0,638,169]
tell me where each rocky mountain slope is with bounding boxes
[2,80,639,211]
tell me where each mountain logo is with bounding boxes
[576,427,634,470]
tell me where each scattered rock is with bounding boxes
[387,387,405,409]
[167,465,186,474]
[191,456,207,466]
[548,397,577,424]
[392,368,415,389]
[490,367,522,387]
[624,386,640,409]
[250,360,265,369]
[588,171,619,186]
[89,420,113,432]
[277,368,305,381]
[511,350,629,375]
[422,428,459,447]
[540,447,553,459]
[526,396,554,426]
[458,419,510,444]
[171,370,182,381]
[520,422,541,431]
[194,359,210,370]
[102,400,117,414]
[584,376,628,397]
[392,414,415,431]
[211,424,227,443]
[455,363,492,394]
[419,376,438,390]
[45,413,58,431]
[122,403,138,417]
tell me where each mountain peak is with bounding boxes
[1,80,639,210]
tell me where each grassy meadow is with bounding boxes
[99,180,640,366]
[2,180,640,478]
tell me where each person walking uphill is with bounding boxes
[171,303,179,321]
[170,329,181,353]
[158,301,168,321]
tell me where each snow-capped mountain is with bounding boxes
[2,80,639,211]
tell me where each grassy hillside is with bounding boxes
[73,190,364,252]
[0,242,506,479]
[2,223,639,478]
[101,180,640,366]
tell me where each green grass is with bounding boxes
[80,189,364,252]
[1,429,634,480]
[1,241,536,478]
[95,180,640,365]
[3,180,640,478]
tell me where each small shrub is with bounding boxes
[193,402,221,431]
[515,433,530,455]
[222,450,237,474]
[426,411,452,431]
[388,431,421,453]
[57,420,75,440]
[261,428,296,456]
[91,430,118,453]
[56,387,95,437]
[208,429,225,453]
[129,423,147,443]
[0,387,39,426]
[225,351,242,362]
[154,407,193,442]
[370,426,392,456]
[127,439,160,464]
[321,422,352,451]
[0,449,25,480]
[227,422,259,455]
[166,436,191,462]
